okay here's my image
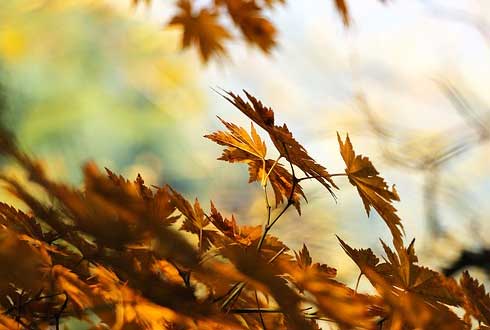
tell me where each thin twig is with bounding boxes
[256,143,297,252]
[297,173,347,182]
[354,272,362,293]
[261,155,282,187]
[268,247,286,264]
[220,282,246,311]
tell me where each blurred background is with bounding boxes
[1,0,490,288]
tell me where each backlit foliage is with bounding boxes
[138,0,388,61]
[0,91,488,330]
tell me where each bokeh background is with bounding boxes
[1,0,490,290]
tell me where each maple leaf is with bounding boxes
[219,90,337,197]
[286,244,375,329]
[339,236,464,328]
[0,202,44,240]
[460,271,490,325]
[205,117,305,213]
[104,168,179,226]
[208,201,262,247]
[220,0,277,52]
[290,244,337,297]
[337,132,403,247]
[169,0,231,62]
[363,267,466,330]
[208,202,288,263]
[168,187,215,252]
[220,244,316,330]
[294,244,336,277]
[337,236,379,274]
[376,239,461,306]
[205,117,267,163]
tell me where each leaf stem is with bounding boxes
[261,155,282,187]
[355,272,362,293]
[256,144,297,252]
[297,173,347,182]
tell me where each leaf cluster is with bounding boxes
[0,91,487,330]
[133,0,386,62]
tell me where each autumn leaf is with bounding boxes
[338,236,465,330]
[286,244,376,329]
[0,202,44,240]
[205,117,267,164]
[363,267,466,330]
[337,236,379,274]
[348,238,463,307]
[294,244,336,277]
[220,0,277,52]
[168,187,215,251]
[219,90,337,197]
[169,0,231,62]
[205,116,305,213]
[460,271,490,325]
[209,201,262,247]
[220,244,316,330]
[337,132,403,247]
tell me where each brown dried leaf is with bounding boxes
[460,271,490,325]
[337,236,379,273]
[221,0,277,52]
[169,0,231,61]
[337,133,403,247]
[220,90,337,196]
[206,117,305,212]
[168,187,215,251]
[205,117,267,162]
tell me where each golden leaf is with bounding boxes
[168,187,215,251]
[206,117,305,212]
[337,236,379,274]
[337,132,403,247]
[220,90,337,197]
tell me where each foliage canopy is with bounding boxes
[0,90,488,330]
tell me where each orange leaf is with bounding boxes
[206,117,305,212]
[221,0,277,52]
[169,0,231,61]
[460,271,490,325]
[220,90,337,197]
